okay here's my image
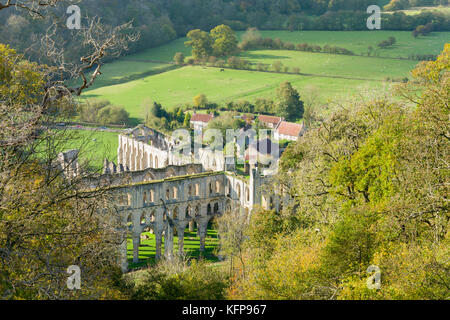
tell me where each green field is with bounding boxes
[106,31,449,64]
[50,129,119,170]
[86,60,175,90]
[127,228,219,269]
[240,49,419,79]
[79,30,448,122]
[246,31,449,59]
[84,65,388,119]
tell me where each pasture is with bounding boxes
[240,50,419,79]
[246,30,449,59]
[84,65,389,120]
[105,31,449,64]
[80,30,448,122]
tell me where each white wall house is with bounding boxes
[274,121,306,141]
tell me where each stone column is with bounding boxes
[164,222,174,260]
[132,233,140,263]
[189,220,195,232]
[155,230,163,261]
[198,218,209,254]
[119,230,128,272]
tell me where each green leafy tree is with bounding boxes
[210,24,238,57]
[272,61,283,72]
[173,52,185,65]
[183,112,191,127]
[185,29,213,61]
[276,81,304,121]
[193,94,208,108]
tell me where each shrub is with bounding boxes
[96,105,130,125]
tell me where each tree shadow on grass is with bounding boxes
[127,228,219,270]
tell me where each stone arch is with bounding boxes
[144,171,156,181]
[173,186,178,199]
[188,184,193,197]
[195,204,200,217]
[216,180,221,193]
[127,193,132,206]
[195,183,200,196]
[209,182,214,195]
[150,190,155,203]
[207,203,212,215]
[172,207,179,220]
[166,188,171,200]
[149,154,153,167]
[143,191,148,205]
[140,212,146,225]
[187,165,198,175]
[246,186,250,202]
[154,156,159,168]
[214,202,219,214]
[166,167,176,178]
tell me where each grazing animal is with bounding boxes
[220,69,225,72]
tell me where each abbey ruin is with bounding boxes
[61,125,284,271]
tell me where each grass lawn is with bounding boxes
[84,60,176,90]
[250,31,449,59]
[83,66,299,115]
[127,227,219,269]
[41,129,119,171]
[108,31,449,64]
[240,49,418,80]
[83,65,390,120]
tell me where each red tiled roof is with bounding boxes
[191,113,214,123]
[277,121,304,137]
[258,115,283,125]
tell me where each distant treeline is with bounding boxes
[240,31,355,55]
[0,0,448,65]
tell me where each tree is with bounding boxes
[276,81,304,121]
[0,3,137,299]
[210,24,238,57]
[173,52,185,65]
[193,94,208,108]
[97,105,130,125]
[185,29,213,61]
[272,61,283,72]
[216,207,250,279]
[183,112,191,127]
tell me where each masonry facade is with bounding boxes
[64,125,283,271]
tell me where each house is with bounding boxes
[258,115,283,129]
[190,113,214,133]
[275,121,305,141]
